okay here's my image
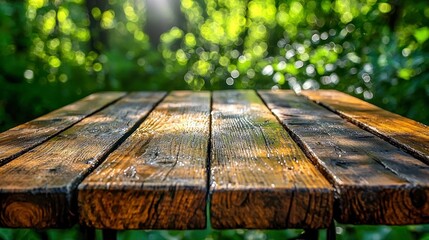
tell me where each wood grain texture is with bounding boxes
[301,90,429,163]
[78,91,210,230]
[259,90,429,225]
[0,92,165,228]
[210,90,333,229]
[0,92,125,166]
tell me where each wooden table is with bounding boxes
[0,90,428,239]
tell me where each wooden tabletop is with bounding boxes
[0,90,428,229]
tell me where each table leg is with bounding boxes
[294,229,319,240]
[35,229,49,240]
[80,226,95,240]
[327,220,336,240]
[102,229,117,240]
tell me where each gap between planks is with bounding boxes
[210,90,333,229]
[78,91,211,230]
[0,92,127,166]
[300,90,429,165]
[8,89,424,228]
[259,90,429,225]
[0,92,166,228]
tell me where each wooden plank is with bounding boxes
[301,90,429,163]
[210,90,333,229]
[0,92,165,228]
[0,92,126,166]
[78,91,210,230]
[259,90,429,225]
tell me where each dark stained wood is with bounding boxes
[301,90,429,164]
[0,92,165,228]
[210,90,333,229]
[78,91,210,230]
[259,90,429,225]
[0,92,125,166]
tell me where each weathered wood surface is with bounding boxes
[0,92,165,228]
[0,92,125,166]
[78,91,210,230]
[259,90,429,225]
[210,90,333,229]
[301,90,429,164]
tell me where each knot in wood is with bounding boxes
[2,200,49,228]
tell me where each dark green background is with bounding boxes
[0,0,428,239]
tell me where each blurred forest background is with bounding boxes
[0,0,428,132]
[0,0,429,239]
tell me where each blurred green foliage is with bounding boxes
[0,0,428,132]
[3,224,429,240]
[0,0,428,239]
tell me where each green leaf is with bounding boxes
[397,68,414,80]
[414,27,429,44]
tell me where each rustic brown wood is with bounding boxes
[0,92,165,228]
[259,90,429,225]
[78,91,210,230]
[210,90,333,229]
[301,90,429,163]
[0,92,125,166]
